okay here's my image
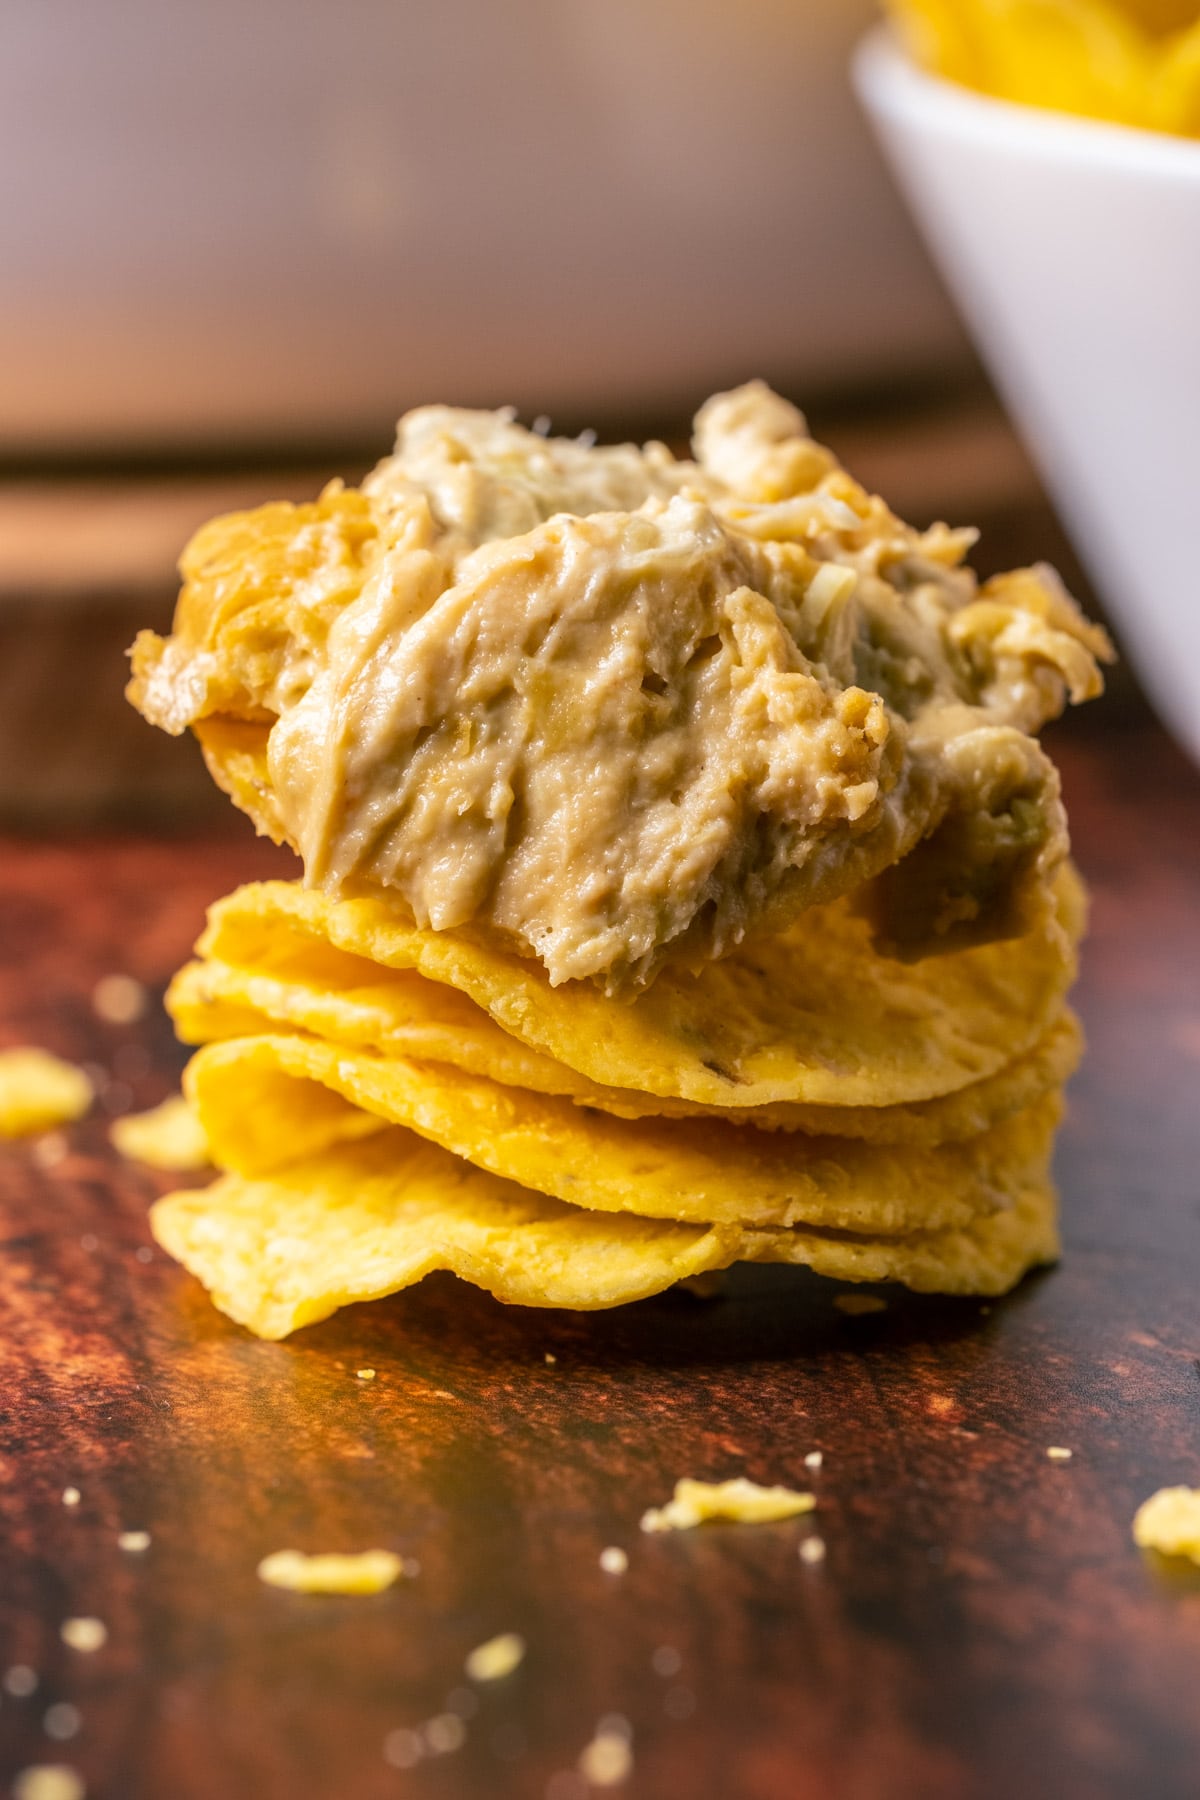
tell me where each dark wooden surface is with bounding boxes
[2,713,1200,1800]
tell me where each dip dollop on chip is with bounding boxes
[129,385,1110,990]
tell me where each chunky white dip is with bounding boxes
[130,384,1109,989]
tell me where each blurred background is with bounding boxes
[0,0,1126,831]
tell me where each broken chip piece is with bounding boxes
[640,1477,816,1533]
[1132,1486,1200,1564]
[256,1548,403,1594]
[0,1049,92,1138]
[110,1095,211,1171]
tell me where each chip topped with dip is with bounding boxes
[128,385,1109,1335]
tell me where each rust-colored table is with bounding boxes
[2,714,1199,1800]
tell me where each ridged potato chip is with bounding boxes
[150,1125,1060,1340]
[183,1031,1060,1237]
[168,950,1081,1146]
[180,866,1083,1113]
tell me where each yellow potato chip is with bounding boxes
[110,1095,212,1171]
[168,944,1083,1145]
[151,1130,745,1336]
[194,718,290,846]
[184,1031,1061,1236]
[889,0,1200,134]
[1154,20,1200,131]
[0,1048,93,1138]
[184,865,1084,1112]
[150,1126,1060,1339]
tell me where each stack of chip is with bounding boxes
[128,387,1107,1338]
[152,858,1086,1338]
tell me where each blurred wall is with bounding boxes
[1,0,965,450]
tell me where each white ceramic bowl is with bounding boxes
[855,27,1200,762]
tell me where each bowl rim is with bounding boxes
[854,22,1200,184]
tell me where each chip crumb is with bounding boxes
[4,1664,39,1697]
[109,1095,210,1171]
[578,1722,634,1787]
[1046,1446,1073,1462]
[640,1476,814,1533]
[1133,1486,1200,1564]
[356,1368,376,1380]
[43,1702,82,1742]
[799,1536,827,1565]
[423,1712,466,1755]
[33,1134,69,1170]
[833,1292,888,1316]
[61,1487,81,1508]
[0,1050,93,1138]
[256,1548,403,1594]
[598,1546,628,1575]
[383,1727,423,1770]
[804,1451,823,1472]
[92,974,148,1025]
[464,1631,526,1683]
[118,1530,151,1553]
[60,1618,106,1654]
[544,1352,557,1364]
[12,1767,86,1800]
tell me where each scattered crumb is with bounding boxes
[117,1530,151,1553]
[799,1536,827,1565]
[651,1645,682,1678]
[0,1050,92,1138]
[60,1618,106,1654]
[61,1487,81,1508]
[92,974,147,1025]
[834,1292,888,1316]
[109,1095,210,1171]
[423,1713,466,1755]
[1133,1486,1200,1564]
[598,1546,628,1575]
[256,1549,403,1595]
[544,1352,558,1364]
[4,1664,39,1697]
[383,1728,423,1770]
[12,1768,85,1800]
[578,1721,633,1787]
[640,1477,814,1533]
[804,1451,823,1473]
[33,1134,69,1171]
[43,1703,82,1742]
[356,1368,376,1381]
[1046,1446,1073,1462]
[464,1631,526,1683]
